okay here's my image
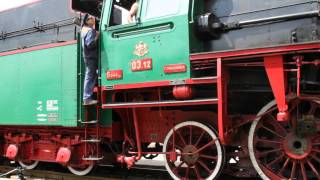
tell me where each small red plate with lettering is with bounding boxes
[106,70,123,80]
[131,58,152,72]
[164,64,187,74]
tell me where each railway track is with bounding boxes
[0,163,261,180]
[0,163,171,180]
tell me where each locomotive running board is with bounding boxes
[102,98,218,109]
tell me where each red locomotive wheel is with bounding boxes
[18,160,39,170]
[249,98,320,180]
[67,163,94,176]
[163,121,225,180]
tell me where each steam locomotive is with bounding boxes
[0,0,319,179]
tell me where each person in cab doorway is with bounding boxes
[127,1,138,23]
[81,14,100,106]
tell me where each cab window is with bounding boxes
[144,0,181,20]
[108,0,138,27]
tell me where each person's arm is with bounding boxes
[85,29,99,49]
[127,2,138,23]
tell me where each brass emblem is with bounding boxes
[134,41,149,57]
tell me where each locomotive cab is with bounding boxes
[100,0,191,86]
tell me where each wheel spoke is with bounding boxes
[267,153,284,167]
[176,129,187,146]
[193,165,202,179]
[195,130,205,148]
[198,159,211,174]
[189,125,192,145]
[265,115,288,135]
[256,138,282,148]
[200,154,217,160]
[306,159,320,177]
[168,141,183,151]
[172,161,185,174]
[185,166,190,179]
[312,135,320,141]
[312,148,320,154]
[308,102,318,115]
[257,148,282,158]
[300,162,307,180]
[310,154,320,164]
[290,160,297,179]
[279,158,290,175]
[197,141,215,153]
[261,125,285,138]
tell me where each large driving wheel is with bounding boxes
[163,121,224,180]
[249,97,320,180]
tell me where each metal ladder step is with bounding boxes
[82,156,104,161]
[187,76,218,84]
[78,120,98,124]
[81,139,101,143]
[191,76,217,81]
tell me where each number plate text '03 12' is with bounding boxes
[131,58,152,72]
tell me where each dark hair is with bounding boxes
[81,14,89,27]
[81,14,94,27]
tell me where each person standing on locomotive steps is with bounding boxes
[81,15,100,106]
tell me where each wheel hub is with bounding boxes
[182,145,199,165]
[283,133,311,160]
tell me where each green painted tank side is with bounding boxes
[0,44,79,127]
[100,0,191,87]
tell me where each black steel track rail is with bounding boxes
[0,164,171,180]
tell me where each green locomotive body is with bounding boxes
[0,43,79,126]
[0,42,112,127]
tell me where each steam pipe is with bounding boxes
[238,10,320,26]
[197,10,320,35]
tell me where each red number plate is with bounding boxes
[131,58,152,72]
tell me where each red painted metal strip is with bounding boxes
[102,98,218,109]
[104,77,217,91]
[217,58,230,145]
[0,40,77,57]
[112,80,171,90]
[185,77,217,84]
[190,42,320,61]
